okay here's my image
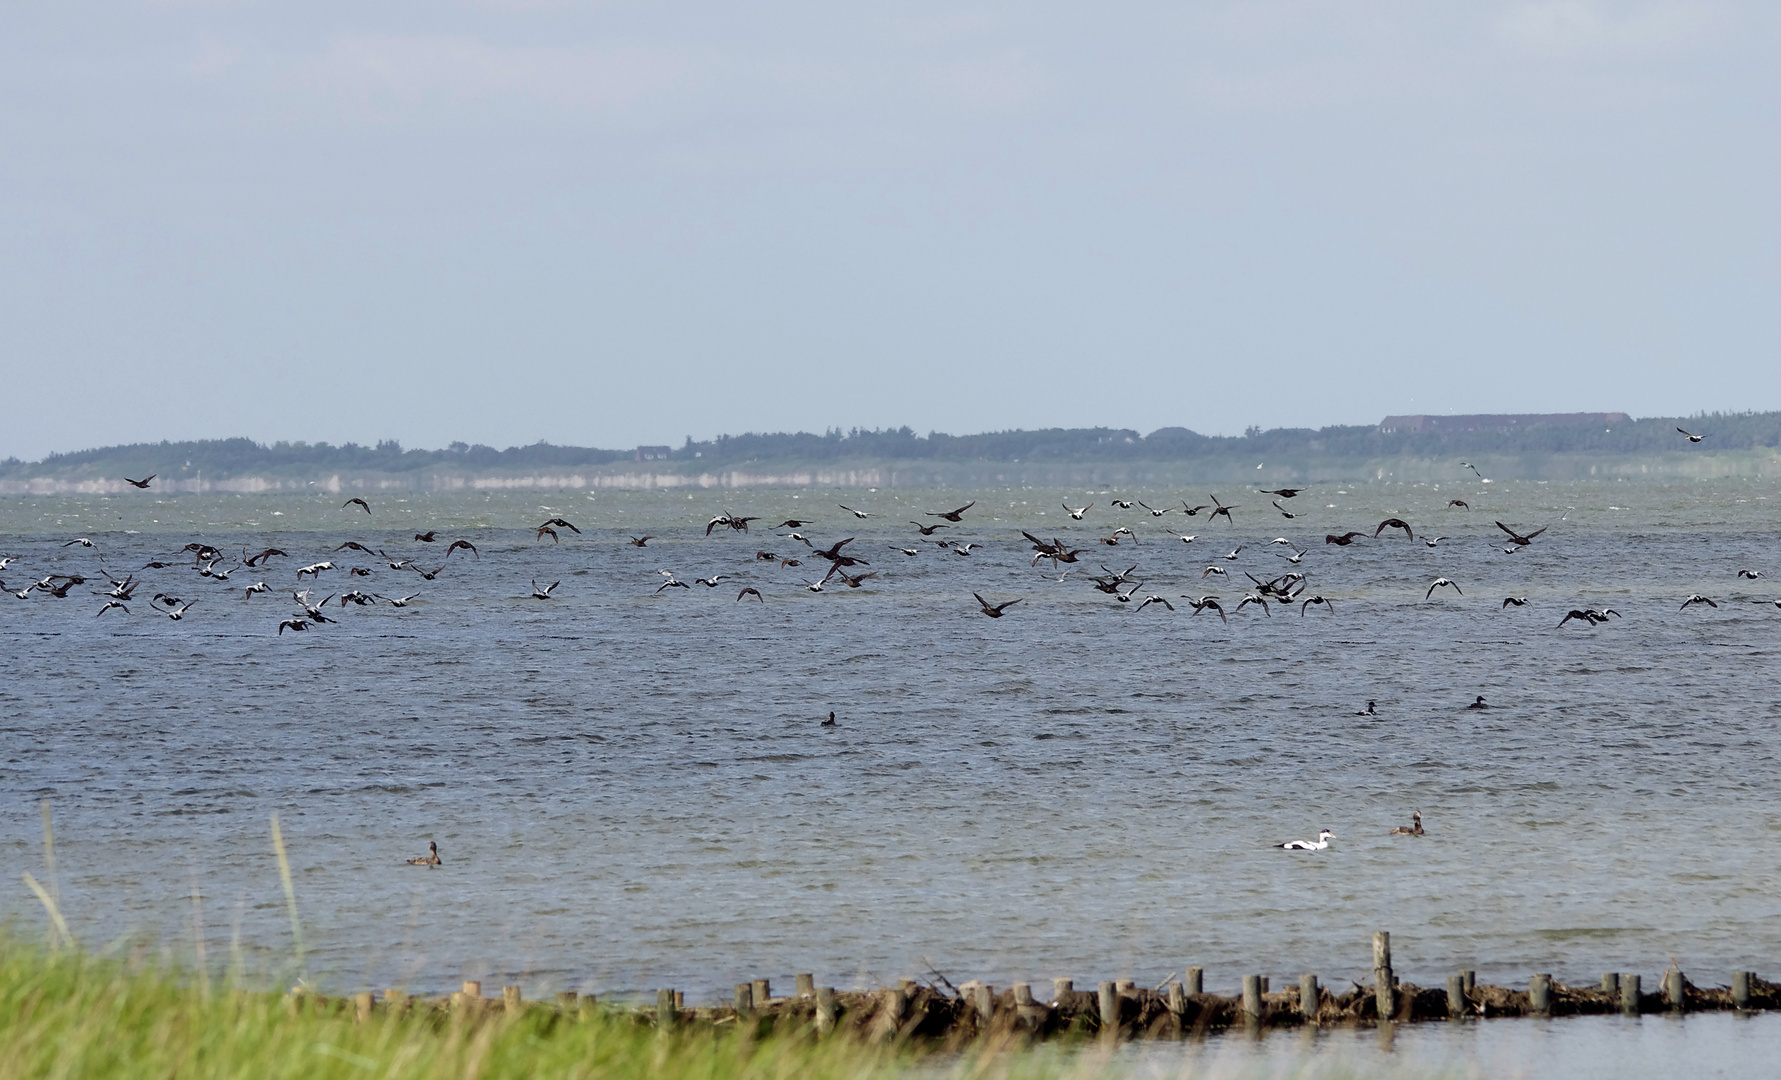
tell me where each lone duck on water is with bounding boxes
[406,841,442,867]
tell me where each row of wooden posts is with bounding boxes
[319,934,1774,1036]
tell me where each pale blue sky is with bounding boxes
[0,1,1775,459]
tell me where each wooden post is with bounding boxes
[1732,971,1752,1010]
[1014,982,1045,1028]
[752,979,771,1006]
[1372,932,1394,1020]
[1261,976,1270,993]
[674,991,684,1010]
[735,983,753,1014]
[1114,978,1135,995]
[463,980,482,1000]
[578,994,597,1021]
[973,983,993,1024]
[1462,970,1476,994]
[384,989,409,1016]
[1601,973,1618,994]
[881,988,907,1041]
[1621,974,1640,1014]
[795,974,815,999]
[354,992,373,1024]
[1167,980,1185,1018]
[815,987,837,1035]
[1185,967,1203,995]
[1446,975,1465,1018]
[1242,975,1263,1019]
[657,989,677,1029]
[1052,978,1073,1002]
[1665,970,1684,1008]
[503,986,522,1015]
[555,991,578,1013]
[1300,974,1319,1020]
[1097,981,1118,1035]
[1529,974,1551,1015]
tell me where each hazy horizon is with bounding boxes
[2,2,1776,461]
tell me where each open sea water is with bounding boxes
[2,478,1779,1067]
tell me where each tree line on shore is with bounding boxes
[3,411,1777,481]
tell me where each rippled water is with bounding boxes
[2,480,1778,1009]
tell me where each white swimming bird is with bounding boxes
[1278,830,1334,851]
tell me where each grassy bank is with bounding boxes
[0,941,930,1080]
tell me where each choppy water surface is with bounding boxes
[2,480,1778,1014]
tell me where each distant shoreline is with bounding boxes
[2,448,1777,494]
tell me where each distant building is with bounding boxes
[1378,412,1628,434]
[635,445,672,462]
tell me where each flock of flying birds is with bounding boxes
[0,434,1770,637]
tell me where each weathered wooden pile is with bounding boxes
[302,934,1781,1042]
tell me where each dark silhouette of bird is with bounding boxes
[737,587,763,603]
[1180,502,1211,516]
[1375,518,1414,540]
[414,532,438,543]
[1461,461,1484,478]
[1681,594,1718,610]
[277,618,309,635]
[335,541,380,556]
[1559,608,1620,626]
[1502,596,1528,608]
[1325,532,1365,546]
[771,519,810,529]
[342,498,371,513]
[1300,595,1335,615]
[1260,488,1302,498]
[822,711,837,727]
[406,841,442,867]
[926,501,975,522]
[124,475,155,489]
[539,517,580,534]
[1496,521,1547,547]
[1447,499,1470,509]
[629,536,654,547]
[1209,495,1238,522]
[1358,700,1376,716]
[695,575,728,587]
[1466,695,1488,709]
[243,548,288,566]
[1185,595,1226,623]
[910,522,950,535]
[974,593,1022,618]
[411,564,446,581]
[1426,577,1462,599]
